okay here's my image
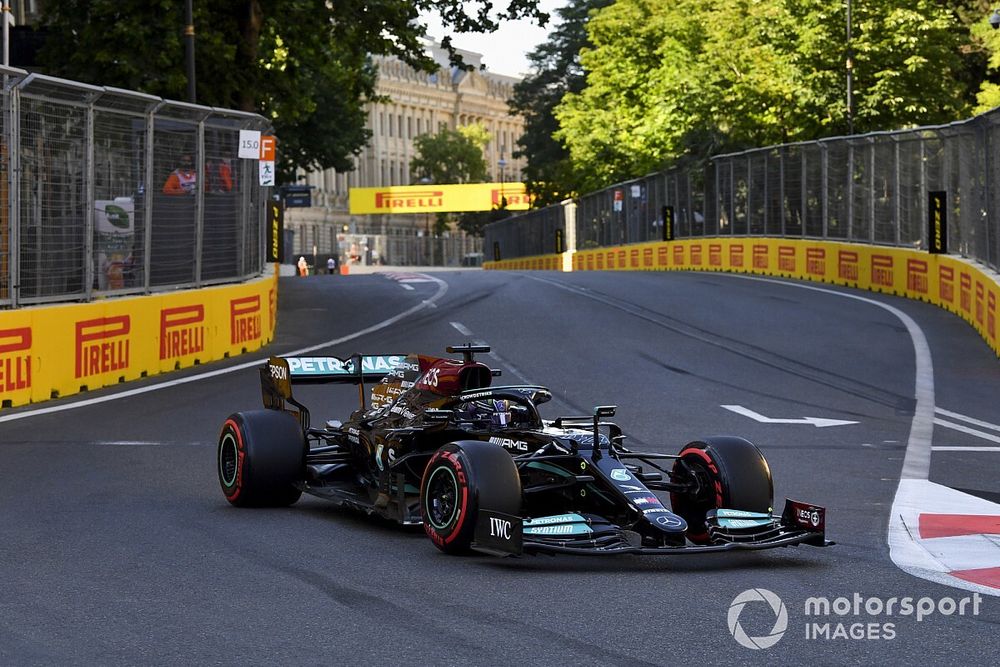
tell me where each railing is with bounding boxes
[0,66,273,308]
[486,108,1000,274]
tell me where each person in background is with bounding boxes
[162,154,197,195]
[297,256,308,276]
[327,256,336,275]
[206,158,233,193]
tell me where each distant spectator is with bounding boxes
[297,256,308,276]
[206,159,233,193]
[162,154,197,195]
[327,257,337,274]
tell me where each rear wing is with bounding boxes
[261,354,406,425]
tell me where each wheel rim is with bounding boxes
[219,432,239,488]
[425,466,459,530]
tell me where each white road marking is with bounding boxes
[932,446,1000,452]
[934,418,1000,444]
[400,284,414,291]
[0,275,449,424]
[936,407,1000,433]
[450,321,474,336]
[721,404,858,428]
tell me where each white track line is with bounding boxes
[450,321,473,336]
[934,418,1000,444]
[0,275,449,424]
[932,446,1000,452]
[936,407,1000,433]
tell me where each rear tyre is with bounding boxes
[670,436,773,544]
[218,410,305,507]
[420,440,521,554]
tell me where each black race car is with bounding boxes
[217,344,831,556]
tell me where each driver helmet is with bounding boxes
[490,399,512,428]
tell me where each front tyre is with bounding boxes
[670,436,773,544]
[218,410,305,507]
[420,441,521,555]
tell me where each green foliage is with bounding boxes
[36,0,546,182]
[509,0,612,206]
[410,128,488,185]
[553,0,972,191]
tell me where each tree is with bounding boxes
[410,127,489,185]
[554,0,970,191]
[36,0,547,182]
[509,0,612,206]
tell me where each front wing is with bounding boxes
[471,499,832,557]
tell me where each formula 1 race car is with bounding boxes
[216,345,831,556]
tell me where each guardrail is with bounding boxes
[0,68,276,409]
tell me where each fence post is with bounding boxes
[83,99,95,300]
[194,117,205,285]
[143,103,159,293]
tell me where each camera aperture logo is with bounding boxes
[728,588,788,649]
[728,589,984,648]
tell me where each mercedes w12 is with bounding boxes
[216,345,831,556]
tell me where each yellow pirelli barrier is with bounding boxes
[485,238,1000,358]
[0,274,277,409]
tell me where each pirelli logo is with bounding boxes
[491,190,530,208]
[907,260,929,295]
[708,244,722,267]
[0,327,31,392]
[778,246,796,272]
[643,247,653,268]
[752,244,768,269]
[596,252,604,270]
[960,273,972,313]
[673,245,684,265]
[871,255,894,288]
[690,244,702,266]
[989,291,996,341]
[605,251,615,269]
[374,190,443,210]
[806,248,826,277]
[730,245,744,268]
[618,250,626,267]
[630,248,639,268]
[657,245,669,267]
[230,295,262,345]
[160,305,205,360]
[269,287,277,335]
[76,316,130,379]
[839,251,859,281]
[939,266,955,304]
[976,281,985,325]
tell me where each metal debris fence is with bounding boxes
[0,66,272,308]
[486,108,1000,274]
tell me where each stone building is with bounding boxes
[285,42,526,266]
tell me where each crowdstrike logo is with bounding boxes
[728,588,788,650]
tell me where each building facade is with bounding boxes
[286,43,525,267]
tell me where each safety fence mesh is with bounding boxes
[0,67,272,307]
[486,108,1000,274]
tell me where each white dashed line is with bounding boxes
[450,321,473,336]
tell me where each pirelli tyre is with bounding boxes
[218,410,305,508]
[669,436,773,544]
[420,440,521,555]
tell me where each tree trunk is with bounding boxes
[237,0,263,112]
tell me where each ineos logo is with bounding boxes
[728,588,788,650]
[489,517,511,540]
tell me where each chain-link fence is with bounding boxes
[287,224,483,268]
[1,67,272,308]
[487,108,1000,274]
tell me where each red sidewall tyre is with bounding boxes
[420,441,521,555]
[218,410,305,508]
[670,436,773,544]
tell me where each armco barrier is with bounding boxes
[485,239,1000,358]
[0,274,277,408]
